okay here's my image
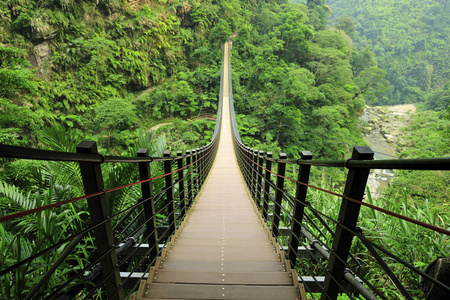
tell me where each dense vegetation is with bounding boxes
[0,0,448,299]
[328,0,450,106]
[0,0,234,151]
[230,0,388,160]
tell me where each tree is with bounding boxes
[425,81,450,112]
[335,15,357,39]
[209,19,231,48]
[93,97,138,132]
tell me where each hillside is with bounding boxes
[0,0,241,151]
[328,0,450,106]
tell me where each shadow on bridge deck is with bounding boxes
[131,42,304,300]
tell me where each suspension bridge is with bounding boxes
[0,42,449,299]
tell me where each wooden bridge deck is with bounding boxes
[133,42,303,300]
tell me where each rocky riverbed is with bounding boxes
[361,104,416,197]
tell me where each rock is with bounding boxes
[31,42,52,79]
[384,134,395,143]
[423,257,450,299]
[31,30,57,42]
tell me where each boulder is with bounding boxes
[423,257,450,299]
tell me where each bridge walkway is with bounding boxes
[132,42,303,299]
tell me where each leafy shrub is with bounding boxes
[93,97,139,132]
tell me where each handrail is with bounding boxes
[0,142,207,163]
[294,156,450,170]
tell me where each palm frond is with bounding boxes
[0,181,35,212]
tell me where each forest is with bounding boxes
[0,0,449,299]
[327,0,450,106]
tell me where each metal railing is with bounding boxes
[227,49,450,299]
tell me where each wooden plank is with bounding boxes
[153,270,293,285]
[176,232,271,240]
[167,245,276,255]
[142,283,298,299]
[173,238,271,247]
[158,261,288,272]
[163,250,280,262]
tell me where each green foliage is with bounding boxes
[155,118,216,151]
[384,110,450,205]
[0,180,90,299]
[334,15,356,39]
[328,0,450,105]
[209,19,231,48]
[0,0,227,144]
[0,46,37,97]
[231,1,366,159]
[425,81,450,112]
[0,98,40,134]
[358,188,449,298]
[93,96,139,132]
[141,66,220,121]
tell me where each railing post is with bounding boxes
[76,141,123,300]
[163,150,176,236]
[256,150,264,209]
[251,149,258,199]
[248,148,254,192]
[137,148,159,263]
[244,147,252,186]
[321,146,374,300]
[272,153,287,237]
[199,146,205,186]
[263,152,273,221]
[177,151,186,220]
[185,150,193,207]
[192,149,198,197]
[288,151,313,266]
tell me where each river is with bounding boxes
[360,104,416,197]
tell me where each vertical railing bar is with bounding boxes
[176,151,186,220]
[256,150,264,210]
[321,146,374,300]
[288,151,313,267]
[272,153,287,237]
[245,147,252,186]
[185,150,193,207]
[137,148,159,263]
[198,147,204,187]
[76,141,124,300]
[191,149,197,198]
[263,152,273,221]
[163,150,176,236]
[194,148,199,197]
[251,149,259,199]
